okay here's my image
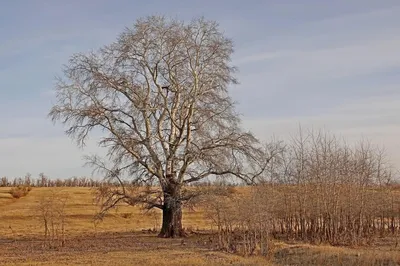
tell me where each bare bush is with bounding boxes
[266,129,399,246]
[205,128,399,256]
[9,185,31,199]
[205,186,271,256]
[37,190,69,248]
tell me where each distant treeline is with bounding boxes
[0,173,242,188]
[0,174,103,188]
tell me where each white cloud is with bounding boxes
[233,36,400,101]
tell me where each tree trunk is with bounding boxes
[158,183,184,238]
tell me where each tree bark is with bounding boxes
[158,184,184,238]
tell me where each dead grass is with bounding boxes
[0,187,399,265]
[0,187,210,239]
[0,232,270,266]
[273,242,400,265]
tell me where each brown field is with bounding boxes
[0,187,399,265]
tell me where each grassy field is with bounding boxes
[0,187,209,239]
[0,187,399,265]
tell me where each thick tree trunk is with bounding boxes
[158,183,184,238]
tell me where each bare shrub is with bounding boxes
[266,129,399,246]
[37,190,69,248]
[206,128,400,252]
[9,185,31,199]
[205,186,271,256]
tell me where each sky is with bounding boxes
[1,0,400,179]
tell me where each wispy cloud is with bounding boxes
[1,1,400,177]
[243,92,400,167]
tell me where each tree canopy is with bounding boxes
[49,16,270,237]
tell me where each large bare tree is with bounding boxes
[49,16,269,237]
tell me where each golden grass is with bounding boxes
[0,187,211,239]
[273,241,400,266]
[0,186,399,266]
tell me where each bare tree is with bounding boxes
[48,16,269,238]
[266,128,397,245]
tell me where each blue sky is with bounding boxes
[1,0,400,179]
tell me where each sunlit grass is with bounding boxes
[0,187,211,239]
[0,186,399,265]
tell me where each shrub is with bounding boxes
[204,186,271,257]
[9,185,31,199]
[37,190,69,248]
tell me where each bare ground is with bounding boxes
[1,232,399,266]
[0,232,269,266]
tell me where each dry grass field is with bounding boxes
[0,187,209,239]
[0,187,399,265]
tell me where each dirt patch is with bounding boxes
[0,232,399,265]
[0,232,268,265]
